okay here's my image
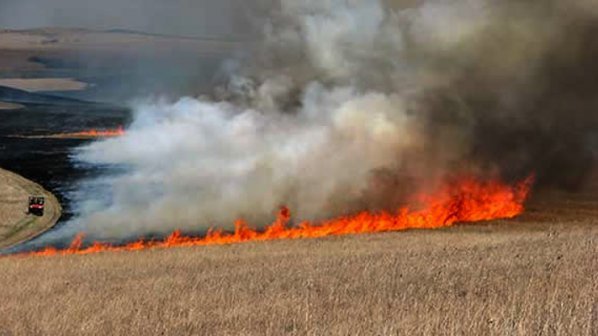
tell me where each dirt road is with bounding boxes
[0,168,61,249]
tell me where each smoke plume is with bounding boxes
[54,0,598,240]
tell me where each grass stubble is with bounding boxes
[0,191,596,335]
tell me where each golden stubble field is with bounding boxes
[0,191,596,335]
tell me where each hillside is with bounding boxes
[0,85,89,105]
[0,28,239,103]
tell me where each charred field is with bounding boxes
[0,101,129,224]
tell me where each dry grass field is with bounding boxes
[0,191,596,335]
[0,168,61,250]
[0,78,87,92]
[0,22,596,336]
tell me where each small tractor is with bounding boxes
[28,196,45,216]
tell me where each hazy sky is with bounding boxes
[0,0,259,38]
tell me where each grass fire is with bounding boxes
[52,126,126,139]
[13,126,126,139]
[25,175,532,257]
[0,0,596,334]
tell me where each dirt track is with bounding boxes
[0,168,61,249]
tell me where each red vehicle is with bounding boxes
[28,196,45,216]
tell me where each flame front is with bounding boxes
[46,126,126,139]
[25,176,533,257]
[63,126,125,138]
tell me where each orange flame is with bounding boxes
[61,126,125,138]
[24,176,533,257]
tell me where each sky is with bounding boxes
[0,0,261,38]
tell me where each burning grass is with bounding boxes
[0,212,595,335]
[7,126,126,140]
[25,126,126,139]
[25,175,533,257]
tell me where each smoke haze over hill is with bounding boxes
[0,0,262,38]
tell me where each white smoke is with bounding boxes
[54,0,597,241]
[74,84,417,237]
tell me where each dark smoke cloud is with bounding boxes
[243,0,598,191]
[16,0,598,245]
[421,1,598,190]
